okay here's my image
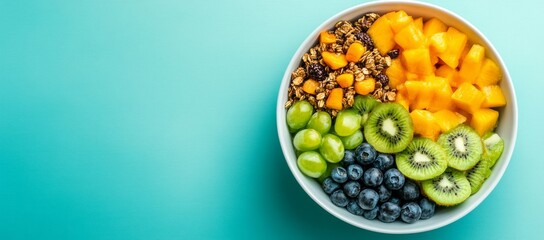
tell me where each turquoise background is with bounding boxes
[0,0,541,239]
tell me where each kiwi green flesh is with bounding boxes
[437,125,483,171]
[396,138,448,181]
[482,132,504,167]
[364,103,414,154]
[466,159,490,195]
[422,170,471,206]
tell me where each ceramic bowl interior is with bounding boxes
[276,0,517,234]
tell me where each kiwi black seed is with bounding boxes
[421,169,471,206]
[466,159,491,195]
[364,103,414,154]
[353,95,379,125]
[396,137,448,181]
[437,125,483,171]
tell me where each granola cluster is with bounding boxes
[285,13,397,117]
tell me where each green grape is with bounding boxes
[306,111,332,135]
[293,129,322,151]
[319,134,345,163]
[334,109,362,137]
[286,100,313,131]
[340,130,364,150]
[297,151,327,178]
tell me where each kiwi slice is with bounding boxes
[353,95,379,125]
[421,169,471,206]
[437,125,483,171]
[396,137,448,181]
[465,159,490,195]
[364,103,414,153]
[481,132,504,168]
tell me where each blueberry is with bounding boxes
[419,198,436,220]
[389,197,402,205]
[331,167,348,184]
[383,168,405,190]
[347,164,364,180]
[357,188,379,210]
[373,154,395,170]
[330,189,349,207]
[378,202,401,223]
[343,181,361,198]
[346,200,364,216]
[362,167,383,187]
[355,143,377,165]
[400,180,420,201]
[322,177,340,195]
[400,202,422,223]
[378,213,396,223]
[341,150,356,167]
[377,185,392,203]
[362,206,379,220]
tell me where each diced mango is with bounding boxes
[302,79,319,95]
[387,10,413,33]
[423,18,447,38]
[396,83,407,96]
[354,78,376,95]
[320,31,336,44]
[412,81,434,110]
[436,64,462,87]
[402,48,434,77]
[430,32,447,53]
[404,81,425,103]
[427,77,455,112]
[386,58,406,88]
[336,73,354,88]
[405,72,421,81]
[326,88,344,110]
[368,16,396,55]
[438,27,467,68]
[321,52,348,70]
[451,82,485,114]
[382,11,397,21]
[414,17,423,32]
[395,92,410,110]
[394,22,426,49]
[346,42,366,62]
[435,64,455,81]
[458,44,485,84]
[481,85,507,108]
[458,43,471,66]
[470,108,499,136]
[475,58,502,87]
[433,110,467,133]
[410,109,441,140]
[456,108,473,124]
[404,80,435,110]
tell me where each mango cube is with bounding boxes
[451,82,485,114]
[470,108,499,136]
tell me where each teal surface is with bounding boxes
[0,0,541,239]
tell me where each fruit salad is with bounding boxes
[285,10,506,224]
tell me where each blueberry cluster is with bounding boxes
[322,143,436,223]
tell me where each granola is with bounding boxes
[286,12,397,117]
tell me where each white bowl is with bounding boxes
[276,0,517,234]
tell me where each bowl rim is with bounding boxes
[276,0,518,234]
